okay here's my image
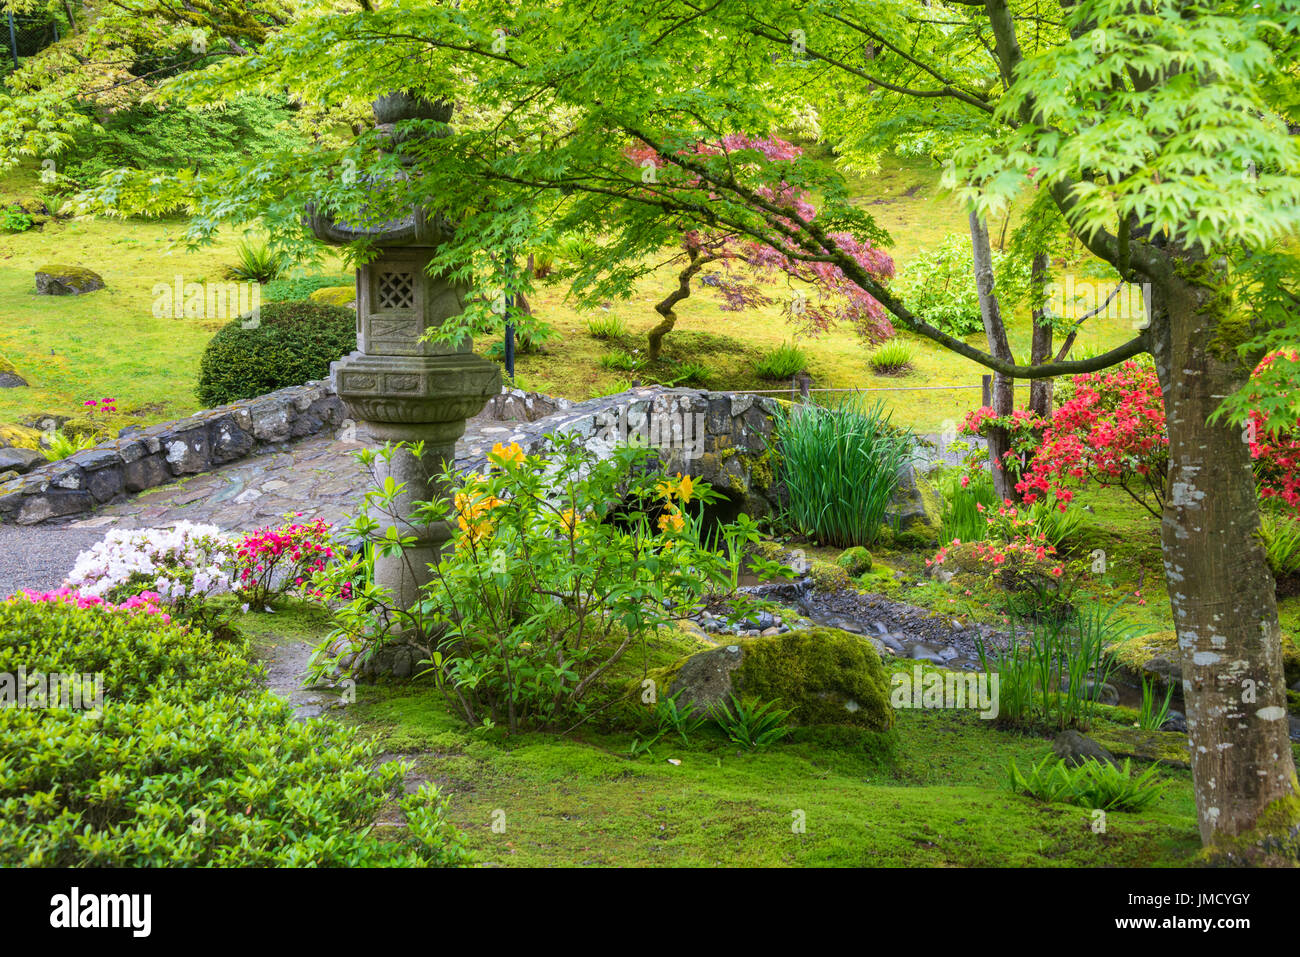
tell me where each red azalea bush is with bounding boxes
[1249,351,1300,512]
[1013,360,1168,517]
[960,355,1300,522]
[927,500,1075,618]
[235,516,338,606]
[960,405,1048,486]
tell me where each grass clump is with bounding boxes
[587,313,628,340]
[775,397,913,547]
[975,600,1132,731]
[869,339,915,375]
[755,341,808,380]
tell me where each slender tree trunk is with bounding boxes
[1028,251,1054,418]
[1149,262,1299,855]
[648,250,714,360]
[969,212,1017,501]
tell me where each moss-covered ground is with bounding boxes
[241,602,1202,868]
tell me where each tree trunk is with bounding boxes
[1150,263,1299,855]
[969,212,1017,501]
[648,250,712,360]
[1028,251,1054,418]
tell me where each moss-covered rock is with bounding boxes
[639,627,894,731]
[34,264,105,296]
[809,558,851,592]
[1090,724,1191,769]
[894,520,939,550]
[836,546,873,576]
[1111,629,1300,688]
[308,285,357,307]
[0,424,41,450]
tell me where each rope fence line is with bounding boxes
[730,383,1032,395]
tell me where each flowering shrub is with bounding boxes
[1003,361,1168,517]
[235,515,338,606]
[66,521,236,626]
[960,405,1049,485]
[316,437,778,732]
[0,595,466,867]
[929,500,1077,619]
[15,587,170,621]
[627,135,896,343]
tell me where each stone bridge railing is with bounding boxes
[453,387,786,519]
[0,384,786,526]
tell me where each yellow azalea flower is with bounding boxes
[657,507,685,534]
[489,441,527,467]
[560,508,580,535]
[656,477,678,502]
[676,472,696,504]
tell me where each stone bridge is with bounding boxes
[0,384,785,535]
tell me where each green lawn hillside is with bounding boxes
[0,156,1136,437]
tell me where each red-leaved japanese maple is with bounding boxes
[627,135,894,359]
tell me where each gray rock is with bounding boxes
[23,413,69,433]
[1142,655,1182,686]
[85,465,124,503]
[1160,710,1187,733]
[0,447,46,475]
[0,371,27,388]
[667,643,746,716]
[906,642,947,667]
[1052,729,1120,769]
[123,453,170,493]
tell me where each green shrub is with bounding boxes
[894,235,1033,338]
[0,597,466,867]
[263,273,355,302]
[0,597,258,702]
[196,300,356,407]
[868,339,915,374]
[308,285,357,307]
[775,397,914,547]
[317,437,770,733]
[1007,755,1167,812]
[755,341,808,380]
[1,206,33,233]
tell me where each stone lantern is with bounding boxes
[308,93,501,663]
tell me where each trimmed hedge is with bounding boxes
[0,598,466,867]
[196,300,356,407]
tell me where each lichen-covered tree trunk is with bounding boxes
[969,212,1017,501]
[1028,251,1054,418]
[648,250,714,360]
[1150,266,1299,853]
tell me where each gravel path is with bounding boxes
[0,524,110,596]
